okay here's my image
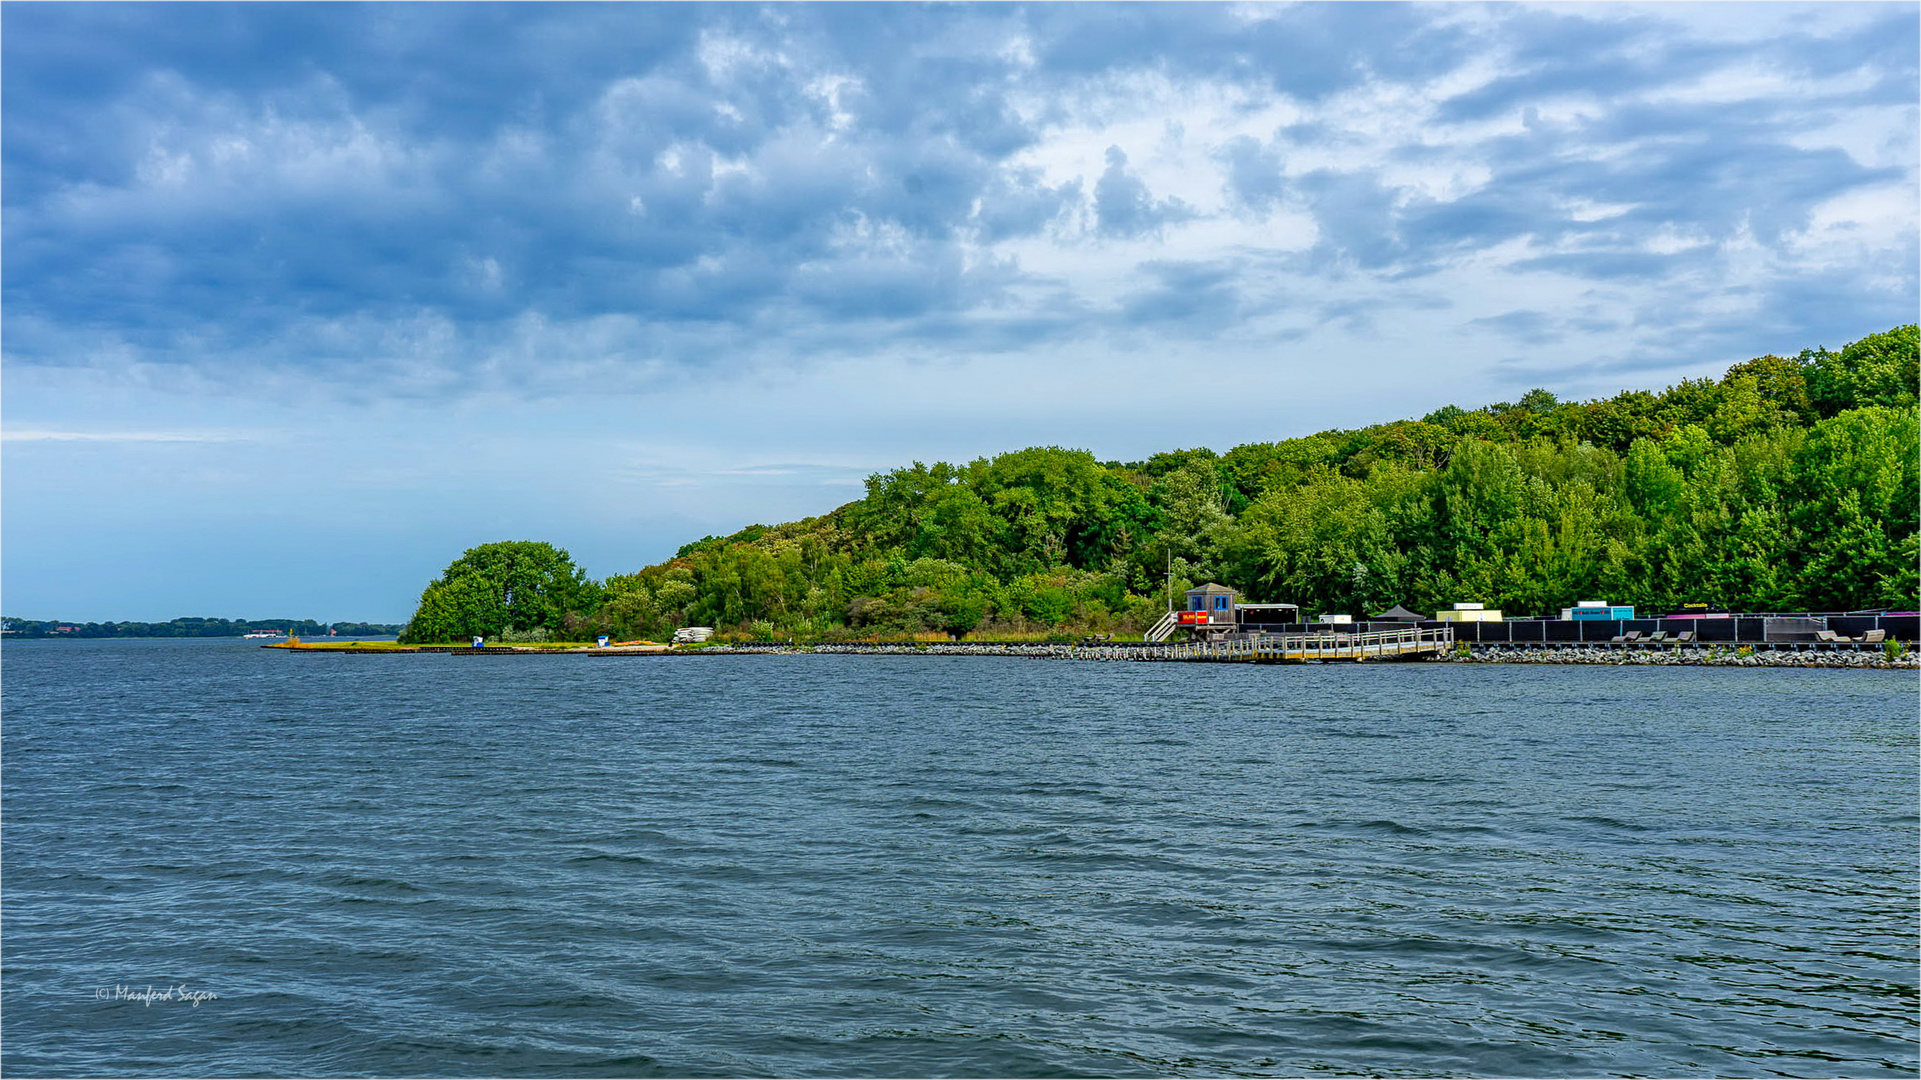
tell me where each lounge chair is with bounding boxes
[1645,631,1668,643]
[1610,630,1641,643]
[1813,630,1841,643]
[1861,629,1886,644]
[1673,631,1694,643]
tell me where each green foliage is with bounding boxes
[1807,325,1920,417]
[401,540,598,643]
[401,327,1919,638]
[1785,406,1919,610]
[328,622,405,637]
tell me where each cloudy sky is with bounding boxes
[5,2,1916,622]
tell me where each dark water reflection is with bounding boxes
[4,639,1915,1077]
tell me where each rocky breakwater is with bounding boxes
[1448,645,1918,669]
[691,642,1158,660]
[679,642,1918,668]
[806,643,1152,661]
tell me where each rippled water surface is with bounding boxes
[4,639,1916,1077]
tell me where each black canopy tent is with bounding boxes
[1373,605,1425,621]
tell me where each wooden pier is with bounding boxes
[264,629,1459,662]
[1156,626,1455,663]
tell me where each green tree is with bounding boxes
[400,541,598,642]
[1787,406,1920,609]
[402,570,508,643]
[1721,353,1814,425]
[1230,465,1429,613]
[1151,460,1234,579]
[1807,325,1920,417]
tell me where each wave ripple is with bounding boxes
[4,640,1915,1077]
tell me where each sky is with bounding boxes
[4,2,1917,623]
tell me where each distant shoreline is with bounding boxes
[2,617,401,640]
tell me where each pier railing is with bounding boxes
[1143,610,1181,642]
[1159,626,1454,663]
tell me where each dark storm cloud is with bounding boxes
[974,168,1082,242]
[1094,146,1193,239]
[3,2,1914,395]
[1023,1,1476,100]
[1120,261,1240,328]
[1437,5,1920,124]
[3,4,1059,370]
[1217,136,1288,215]
[1293,169,1416,273]
[1470,310,1563,346]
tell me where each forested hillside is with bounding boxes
[402,327,1918,642]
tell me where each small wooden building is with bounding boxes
[1182,583,1240,635]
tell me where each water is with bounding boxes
[4,638,1915,1077]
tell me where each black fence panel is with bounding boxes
[1580,620,1620,642]
[1828,616,1879,638]
[1691,618,1738,642]
[1764,617,1827,642]
[1234,612,1916,642]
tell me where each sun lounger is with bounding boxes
[1610,630,1641,643]
[1861,629,1886,643]
[1645,631,1668,643]
[1814,630,1840,643]
[1673,631,1694,643]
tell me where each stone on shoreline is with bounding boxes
[680,642,1918,668]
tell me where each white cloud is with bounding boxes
[2,429,254,443]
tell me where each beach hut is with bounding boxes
[1182,583,1239,636]
[1561,600,1634,620]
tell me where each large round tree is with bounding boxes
[400,541,600,643]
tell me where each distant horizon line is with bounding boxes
[2,615,401,621]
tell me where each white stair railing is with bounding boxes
[1145,610,1180,642]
